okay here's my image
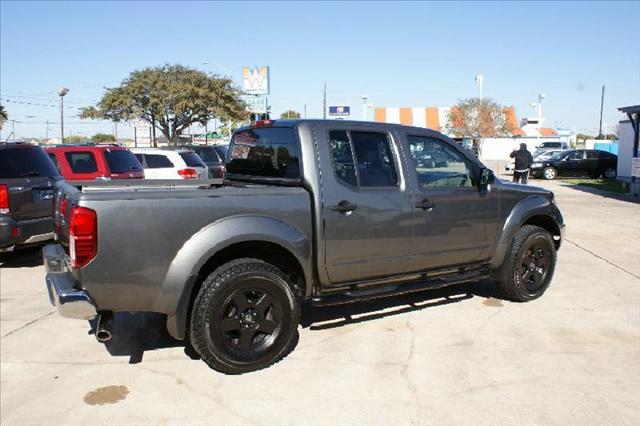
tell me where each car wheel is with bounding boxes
[190,258,299,374]
[604,167,616,179]
[494,225,556,302]
[542,167,557,180]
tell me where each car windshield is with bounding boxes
[104,149,143,173]
[0,146,61,179]
[192,147,221,163]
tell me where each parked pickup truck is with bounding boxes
[44,119,564,374]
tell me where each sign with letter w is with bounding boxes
[242,66,270,95]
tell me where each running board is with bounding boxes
[312,269,491,307]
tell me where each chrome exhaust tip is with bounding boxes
[95,313,112,343]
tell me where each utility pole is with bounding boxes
[45,119,49,140]
[323,82,327,119]
[58,87,69,144]
[598,85,605,139]
[304,104,307,118]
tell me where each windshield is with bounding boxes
[104,149,143,173]
[0,146,60,179]
[192,147,221,163]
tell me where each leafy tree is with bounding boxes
[91,133,116,143]
[0,104,7,130]
[64,135,87,144]
[280,110,301,119]
[446,98,515,141]
[576,133,595,141]
[80,64,248,146]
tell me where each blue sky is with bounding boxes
[1,0,639,139]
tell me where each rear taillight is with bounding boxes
[0,184,9,214]
[178,168,198,179]
[69,206,97,268]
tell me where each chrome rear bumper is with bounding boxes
[43,244,97,320]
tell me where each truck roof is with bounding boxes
[236,119,448,138]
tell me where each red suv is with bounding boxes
[45,145,144,180]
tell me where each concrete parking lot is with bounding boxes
[1,179,639,426]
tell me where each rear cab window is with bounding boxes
[0,146,61,179]
[227,127,301,181]
[104,149,143,173]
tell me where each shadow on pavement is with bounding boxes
[301,279,500,330]
[561,183,640,204]
[0,246,44,268]
[97,280,503,366]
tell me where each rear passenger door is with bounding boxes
[321,128,413,284]
[404,134,497,271]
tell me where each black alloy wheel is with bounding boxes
[216,284,282,354]
[190,258,299,374]
[518,242,551,293]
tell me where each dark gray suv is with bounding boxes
[1,143,61,252]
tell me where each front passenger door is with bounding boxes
[406,135,498,272]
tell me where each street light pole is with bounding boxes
[475,75,484,101]
[362,95,369,121]
[537,93,546,141]
[58,87,69,144]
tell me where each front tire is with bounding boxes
[190,258,299,374]
[494,225,556,302]
[542,167,557,180]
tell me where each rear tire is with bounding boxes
[604,167,616,179]
[190,258,299,374]
[494,225,556,302]
[542,167,557,180]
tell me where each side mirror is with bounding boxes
[479,168,495,191]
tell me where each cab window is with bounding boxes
[407,135,474,189]
[328,130,398,188]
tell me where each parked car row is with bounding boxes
[0,142,230,252]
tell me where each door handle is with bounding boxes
[415,198,435,210]
[330,200,357,213]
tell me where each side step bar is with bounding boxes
[312,269,491,307]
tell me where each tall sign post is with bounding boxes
[242,66,270,122]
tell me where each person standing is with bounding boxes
[510,143,534,184]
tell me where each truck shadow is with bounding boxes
[0,246,44,268]
[300,280,498,330]
[98,280,503,366]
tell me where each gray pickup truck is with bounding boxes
[44,119,564,374]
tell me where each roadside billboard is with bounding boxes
[242,96,267,114]
[329,105,350,117]
[242,66,270,95]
